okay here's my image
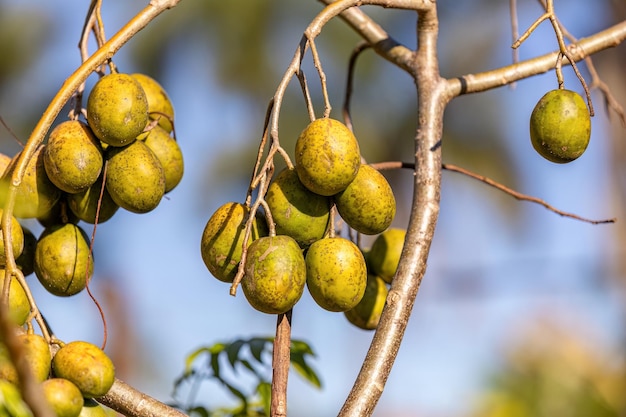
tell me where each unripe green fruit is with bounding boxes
[67,175,119,224]
[131,73,175,133]
[344,275,388,330]
[44,120,103,194]
[4,273,29,326]
[42,378,84,417]
[87,73,149,147]
[335,164,395,235]
[242,235,306,314]
[16,227,37,277]
[200,202,267,283]
[265,168,330,247]
[34,223,93,297]
[105,140,165,213]
[295,118,361,196]
[141,126,184,193]
[79,399,109,417]
[0,145,62,219]
[530,89,591,163]
[368,228,406,284]
[306,237,367,312]
[0,209,24,265]
[52,341,115,398]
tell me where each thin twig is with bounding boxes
[343,41,371,131]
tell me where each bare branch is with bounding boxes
[97,379,188,417]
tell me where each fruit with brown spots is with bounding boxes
[344,274,388,330]
[52,341,115,398]
[42,378,84,417]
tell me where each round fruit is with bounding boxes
[344,275,388,330]
[87,73,149,147]
[52,341,115,398]
[305,237,367,312]
[335,164,395,235]
[295,118,361,196]
[16,227,37,277]
[67,175,119,224]
[530,89,591,163]
[105,140,165,213]
[131,73,175,132]
[0,209,24,265]
[16,333,51,382]
[42,378,84,417]
[4,274,29,325]
[265,168,330,247]
[0,145,62,219]
[200,202,267,283]
[44,120,103,194]
[141,125,183,193]
[368,228,406,284]
[79,399,109,417]
[34,223,93,297]
[242,235,306,314]
[0,342,18,383]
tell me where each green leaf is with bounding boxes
[238,359,266,382]
[0,381,33,417]
[210,352,221,380]
[226,340,245,370]
[256,382,271,416]
[290,352,322,389]
[290,339,315,356]
[184,347,214,374]
[248,338,269,363]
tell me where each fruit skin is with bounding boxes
[67,175,119,224]
[1,333,52,383]
[201,202,268,283]
[34,223,93,297]
[242,235,306,314]
[295,118,361,196]
[52,341,115,398]
[42,378,85,417]
[79,398,109,417]
[4,273,29,326]
[105,140,165,213]
[87,73,149,147]
[44,120,103,194]
[344,275,388,330]
[0,209,24,265]
[367,228,406,284]
[131,73,175,133]
[305,237,367,312]
[265,168,330,248]
[335,164,396,235]
[530,89,591,163]
[141,125,184,193]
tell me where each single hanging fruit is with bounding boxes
[42,378,84,417]
[141,125,184,193]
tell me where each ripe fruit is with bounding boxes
[4,274,29,325]
[344,275,388,330]
[530,89,591,163]
[242,235,306,314]
[79,399,109,417]
[0,145,62,218]
[368,228,406,284]
[295,118,361,196]
[43,120,103,194]
[141,125,184,193]
[67,175,119,224]
[265,168,330,247]
[52,341,115,398]
[42,378,84,417]
[15,333,51,382]
[131,73,175,132]
[34,223,93,297]
[105,140,165,213]
[305,237,367,312]
[200,202,267,283]
[0,209,24,265]
[87,73,149,147]
[335,164,395,235]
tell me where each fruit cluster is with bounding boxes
[201,117,402,330]
[0,334,114,417]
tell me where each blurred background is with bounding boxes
[1,0,625,416]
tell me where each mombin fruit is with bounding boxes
[4,273,29,325]
[52,341,115,398]
[295,118,361,196]
[131,73,175,133]
[42,378,84,417]
[0,208,24,265]
[242,235,306,314]
[367,228,406,284]
[344,274,388,330]
[530,89,591,163]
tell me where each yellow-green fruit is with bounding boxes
[0,146,62,218]
[0,209,24,265]
[265,168,330,248]
[16,227,37,277]
[242,235,306,314]
[105,140,165,213]
[79,399,109,417]
[200,202,267,283]
[44,120,103,194]
[141,126,183,193]
[335,164,395,235]
[368,228,406,284]
[87,73,149,147]
[295,118,361,196]
[14,333,51,382]
[4,274,29,326]
[67,175,119,224]
[131,73,175,132]
[344,275,388,330]
[530,89,591,163]
[42,378,84,417]
[0,153,11,175]
[305,237,367,312]
[52,341,115,398]
[34,223,93,297]
[0,342,18,383]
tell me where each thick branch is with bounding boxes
[97,379,188,417]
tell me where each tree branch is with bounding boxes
[97,379,188,417]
